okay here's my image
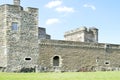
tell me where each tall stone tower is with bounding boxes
[0,0,39,72]
[14,0,20,6]
[64,27,98,43]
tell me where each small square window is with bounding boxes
[12,22,18,31]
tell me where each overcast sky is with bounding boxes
[0,0,120,44]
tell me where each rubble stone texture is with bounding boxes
[0,0,120,72]
[39,40,120,72]
[0,0,39,72]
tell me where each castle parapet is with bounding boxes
[25,7,38,14]
[64,26,98,43]
[39,39,120,50]
[64,27,87,36]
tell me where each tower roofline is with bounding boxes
[13,0,20,6]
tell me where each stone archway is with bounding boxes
[53,56,60,66]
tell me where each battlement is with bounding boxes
[64,27,87,36]
[64,27,98,42]
[25,7,38,13]
[0,1,38,13]
[64,27,98,36]
[0,4,23,11]
[39,39,120,49]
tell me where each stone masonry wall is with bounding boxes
[0,5,7,69]
[1,1,120,72]
[39,39,120,72]
[38,27,51,39]
[4,5,39,72]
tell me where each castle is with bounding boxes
[0,0,120,72]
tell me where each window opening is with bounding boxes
[12,22,18,31]
[53,56,59,66]
[25,58,31,61]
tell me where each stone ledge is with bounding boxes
[39,39,120,49]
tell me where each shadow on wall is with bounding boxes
[0,67,6,72]
[20,67,36,72]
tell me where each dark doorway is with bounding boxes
[53,56,59,66]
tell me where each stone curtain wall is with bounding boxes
[5,5,39,72]
[39,39,120,72]
[0,5,7,69]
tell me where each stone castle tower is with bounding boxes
[1,0,120,72]
[64,27,98,43]
[0,0,39,72]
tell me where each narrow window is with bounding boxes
[53,56,59,66]
[25,58,31,61]
[104,61,110,65]
[12,22,18,31]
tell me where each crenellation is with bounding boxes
[39,39,120,50]
[64,27,87,36]
[64,27,98,43]
[25,7,38,13]
[5,4,23,11]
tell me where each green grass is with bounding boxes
[0,71,120,80]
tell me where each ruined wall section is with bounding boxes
[5,5,39,72]
[0,5,7,68]
[39,39,120,72]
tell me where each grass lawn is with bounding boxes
[0,71,120,80]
